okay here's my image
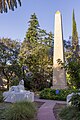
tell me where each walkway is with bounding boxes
[35,98,66,120]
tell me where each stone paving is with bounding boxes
[35,98,66,120]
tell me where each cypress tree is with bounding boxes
[72,10,79,56]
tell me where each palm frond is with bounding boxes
[0,0,21,13]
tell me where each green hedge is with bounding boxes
[39,88,79,101]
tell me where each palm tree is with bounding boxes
[0,0,21,13]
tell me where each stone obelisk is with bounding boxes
[52,11,67,89]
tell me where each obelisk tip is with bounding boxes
[56,10,61,14]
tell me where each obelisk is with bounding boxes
[52,11,67,89]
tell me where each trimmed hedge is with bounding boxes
[39,88,79,101]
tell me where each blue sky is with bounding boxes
[0,0,80,43]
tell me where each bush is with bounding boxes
[59,106,80,120]
[59,93,80,120]
[40,88,79,101]
[0,101,36,120]
[0,91,3,102]
[69,94,80,109]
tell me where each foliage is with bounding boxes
[0,13,53,91]
[0,101,36,120]
[0,0,21,13]
[61,10,80,89]
[64,40,72,62]
[59,106,80,120]
[69,94,80,109]
[58,38,80,89]
[0,91,3,102]
[72,10,79,55]
[67,59,80,88]
[19,13,53,91]
[26,13,39,43]
[66,10,80,88]
[59,93,80,120]
[0,38,21,89]
[40,88,79,101]
[58,54,80,89]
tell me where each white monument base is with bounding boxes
[3,91,34,103]
[3,80,34,103]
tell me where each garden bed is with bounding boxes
[53,103,66,120]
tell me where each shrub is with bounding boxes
[0,101,36,120]
[69,94,80,109]
[59,106,80,120]
[59,93,80,120]
[40,88,79,101]
[0,91,3,102]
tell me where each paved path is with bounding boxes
[35,98,66,120]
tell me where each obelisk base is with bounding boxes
[51,85,67,89]
[52,66,67,89]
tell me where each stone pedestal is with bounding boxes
[53,66,67,89]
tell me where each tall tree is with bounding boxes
[19,13,53,90]
[0,0,21,13]
[58,10,80,89]
[72,10,79,57]
[19,13,40,65]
